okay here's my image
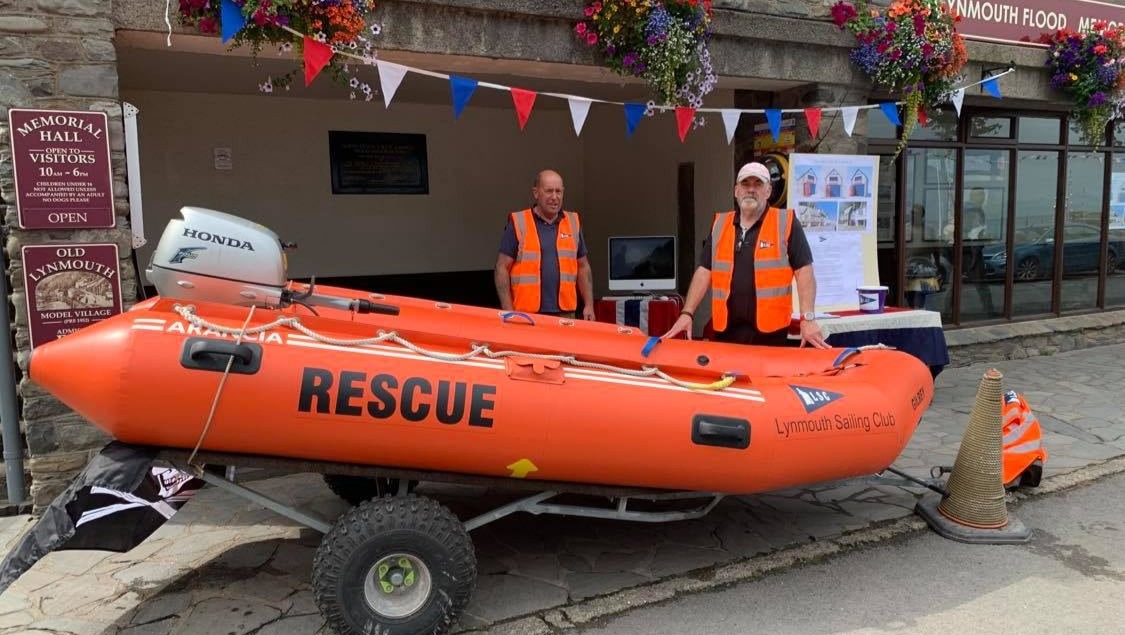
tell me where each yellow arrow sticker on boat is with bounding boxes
[507,459,538,478]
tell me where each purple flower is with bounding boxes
[1088,91,1108,107]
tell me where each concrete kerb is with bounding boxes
[465,454,1125,635]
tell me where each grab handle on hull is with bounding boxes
[500,311,536,326]
[181,338,263,374]
[691,414,750,450]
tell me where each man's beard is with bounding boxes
[739,196,763,214]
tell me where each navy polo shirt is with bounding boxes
[499,211,588,313]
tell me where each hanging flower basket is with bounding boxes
[576,0,716,110]
[831,0,967,155]
[179,0,382,96]
[1040,22,1125,147]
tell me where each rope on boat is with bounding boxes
[188,304,257,470]
[172,304,739,392]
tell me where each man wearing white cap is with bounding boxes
[663,161,828,348]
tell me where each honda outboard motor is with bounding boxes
[147,207,288,307]
[147,207,399,316]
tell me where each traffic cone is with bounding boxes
[915,368,1031,543]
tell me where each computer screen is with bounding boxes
[607,235,677,292]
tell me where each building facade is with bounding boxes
[2,0,1124,506]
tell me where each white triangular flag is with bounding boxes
[841,106,859,137]
[376,60,407,109]
[568,97,592,136]
[720,109,741,145]
[951,88,965,117]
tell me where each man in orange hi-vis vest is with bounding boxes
[663,162,829,348]
[494,169,596,320]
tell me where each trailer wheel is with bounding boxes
[323,474,416,506]
[313,495,476,635]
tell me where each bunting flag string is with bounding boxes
[449,75,478,118]
[510,88,537,130]
[302,36,334,87]
[220,0,245,44]
[568,97,591,136]
[804,107,821,139]
[375,60,407,109]
[227,18,1017,142]
[675,107,696,143]
[879,102,902,127]
[624,103,646,137]
[720,109,740,145]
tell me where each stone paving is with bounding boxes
[1,344,1124,635]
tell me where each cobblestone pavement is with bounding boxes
[1,344,1124,635]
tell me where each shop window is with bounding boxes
[902,148,955,321]
[1068,119,1108,146]
[868,110,897,139]
[911,109,959,142]
[1106,153,1125,307]
[1061,152,1104,312]
[969,116,1013,139]
[1012,151,1059,318]
[1018,117,1062,144]
[960,149,1009,322]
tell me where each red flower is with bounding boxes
[830,1,858,28]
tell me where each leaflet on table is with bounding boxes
[806,232,865,308]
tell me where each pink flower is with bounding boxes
[585,6,594,17]
[587,31,598,45]
[576,22,587,34]
[830,1,857,28]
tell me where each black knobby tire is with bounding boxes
[313,495,476,635]
[323,474,416,506]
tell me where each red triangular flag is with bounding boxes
[510,88,537,131]
[675,106,695,143]
[303,36,334,87]
[804,107,822,139]
[917,107,929,127]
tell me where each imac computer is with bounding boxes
[607,235,677,293]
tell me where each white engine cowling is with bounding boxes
[146,207,288,307]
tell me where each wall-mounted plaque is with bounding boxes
[9,108,115,229]
[22,243,123,349]
[329,131,429,195]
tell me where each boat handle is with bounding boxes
[500,311,536,326]
[181,338,263,375]
[691,414,750,449]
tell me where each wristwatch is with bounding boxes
[801,311,816,322]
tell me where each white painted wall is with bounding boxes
[123,87,734,301]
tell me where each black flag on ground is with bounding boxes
[0,442,203,594]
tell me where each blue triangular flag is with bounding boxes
[879,102,901,127]
[982,77,1002,99]
[624,103,646,137]
[449,75,478,118]
[765,109,782,142]
[220,0,246,43]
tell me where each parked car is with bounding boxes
[979,224,1121,280]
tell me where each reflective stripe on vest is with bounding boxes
[710,208,795,333]
[511,209,580,312]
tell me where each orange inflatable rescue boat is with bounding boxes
[29,207,935,495]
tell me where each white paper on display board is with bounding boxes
[786,153,882,312]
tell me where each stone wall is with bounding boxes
[945,310,1125,367]
[1,1,135,509]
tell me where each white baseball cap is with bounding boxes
[736,162,771,185]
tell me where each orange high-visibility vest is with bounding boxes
[510,209,581,312]
[710,208,795,333]
[1001,390,1047,486]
